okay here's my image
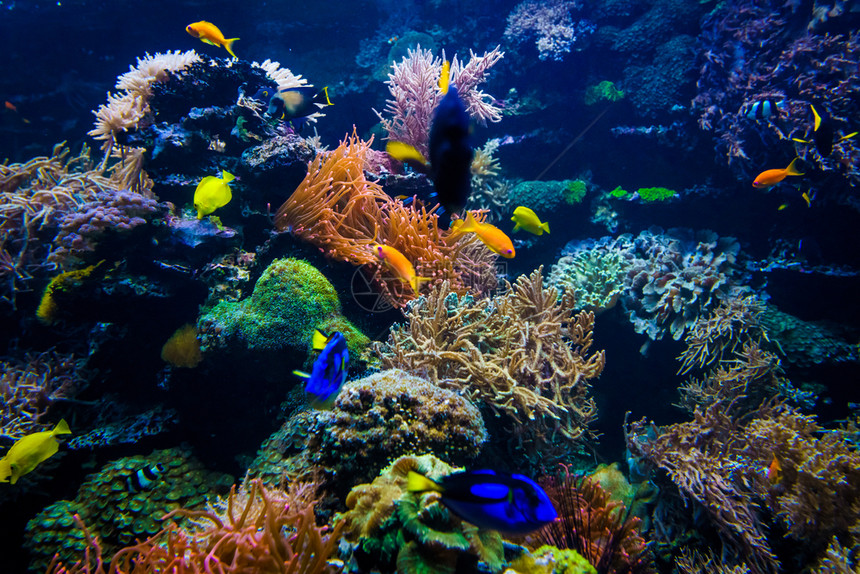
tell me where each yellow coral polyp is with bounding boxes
[161,324,203,368]
[36,262,104,325]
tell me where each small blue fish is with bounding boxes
[126,463,165,493]
[407,468,558,535]
[293,330,349,409]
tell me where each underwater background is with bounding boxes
[1,0,859,572]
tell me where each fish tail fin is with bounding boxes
[785,158,804,176]
[311,329,330,351]
[224,38,239,59]
[220,171,235,183]
[292,370,311,379]
[838,131,858,143]
[811,105,823,131]
[407,470,442,493]
[510,216,521,233]
[411,275,432,293]
[318,86,333,106]
[439,61,451,94]
[542,221,550,234]
[53,419,71,436]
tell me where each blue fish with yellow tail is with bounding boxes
[267,86,332,123]
[293,330,349,409]
[407,468,557,535]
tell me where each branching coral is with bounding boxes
[273,131,497,307]
[374,45,504,155]
[0,350,80,440]
[374,267,605,466]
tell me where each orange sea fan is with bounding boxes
[274,130,495,307]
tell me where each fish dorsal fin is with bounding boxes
[312,329,330,351]
[439,60,450,95]
[292,370,311,379]
[53,419,71,436]
[220,171,235,184]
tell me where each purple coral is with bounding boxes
[504,0,588,61]
[50,190,165,266]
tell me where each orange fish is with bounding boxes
[372,244,425,293]
[185,21,239,59]
[5,101,16,112]
[451,211,515,258]
[752,158,804,188]
[802,192,812,207]
[766,455,781,485]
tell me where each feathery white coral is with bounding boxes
[252,59,309,91]
[116,50,201,98]
[88,92,146,148]
[450,46,505,125]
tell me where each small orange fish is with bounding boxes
[185,21,239,59]
[753,158,804,188]
[5,100,17,112]
[372,244,425,293]
[766,455,781,485]
[802,192,812,207]
[451,212,515,258]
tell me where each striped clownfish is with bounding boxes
[126,463,166,493]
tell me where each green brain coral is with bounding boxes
[199,257,369,362]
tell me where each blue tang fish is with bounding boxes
[386,61,473,228]
[293,330,349,409]
[407,468,558,535]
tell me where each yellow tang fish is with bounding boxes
[193,170,235,219]
[510,206,550,236]
[185,21,239,59]
[0,419,71,484]
[451,211,515,258]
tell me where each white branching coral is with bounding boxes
[88,50,201,164]
[251,58,309,91]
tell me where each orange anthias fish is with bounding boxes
[372,244,425,293]
[752,158,804,188]
[451,212,515,258]
[185,21,239,59]
[766,454,782,485]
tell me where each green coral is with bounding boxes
[546,250,631,312]
[509,180,572,212]
[636,186,676,202]
[563,180,588,205]
[584,80,625,106]
[25,448,233,572]
[199,258,369,363]
[609,186,629,199]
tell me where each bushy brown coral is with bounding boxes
[374,267,605,467]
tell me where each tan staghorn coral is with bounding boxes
[374,267,605,465]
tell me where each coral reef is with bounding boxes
[546,246,631,313]
[374,268,605,467]
[504,0,594,62]
[341,454,505,574]
[508,180,575,213]
[537,465,654,574]
[26,447,232,571]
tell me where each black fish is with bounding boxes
[126,463,165,493]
